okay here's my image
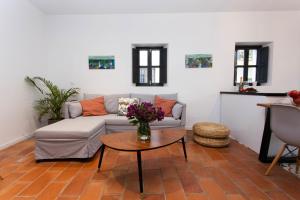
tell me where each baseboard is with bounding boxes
[0,134,34,151]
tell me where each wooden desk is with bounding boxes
[257,103,271,108]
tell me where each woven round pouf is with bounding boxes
[194,135,230,147]
[193,122,230,147]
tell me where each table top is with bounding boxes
[100,128,186,152]
[257,103,272,108]
[220,91,287,97]
[257,103,297,108]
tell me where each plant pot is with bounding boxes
[48,119,62,125]
[137,122,151,142]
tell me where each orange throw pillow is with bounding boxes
[80,97,107,116]
[155,96,176,117]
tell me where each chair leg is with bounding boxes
[296,147,300,174]
[265,143,287,176]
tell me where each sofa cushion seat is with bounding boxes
[34,116,105,140]
[102,115,181,127]
[150,117,181,127]
[103,114,131,126]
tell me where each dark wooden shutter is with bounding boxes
[160,48,167,84]
[132,48,139,83]
[257,47,269,84]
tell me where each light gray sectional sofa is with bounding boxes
[34,93,186,160]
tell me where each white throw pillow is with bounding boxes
[118,98,139,116]
[68,101,82,118]
[172,103,183,120]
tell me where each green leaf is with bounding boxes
[129,118,139,125]
[25,76,80,120]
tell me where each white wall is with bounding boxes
[44,11,300,129]
[0,0,45,148]
[0,5,299,149]
[221,94,267,153]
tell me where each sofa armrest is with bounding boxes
[176,101,186,127]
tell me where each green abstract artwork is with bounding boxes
[89,56,115,69]
[185,54,212,68]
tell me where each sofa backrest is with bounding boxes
[130,93,177,104]
[83,93,177,114]
[83,93,130,114]
[104,94,130,113]
[130,93,155,104]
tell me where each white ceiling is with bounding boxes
[30,0,300,15]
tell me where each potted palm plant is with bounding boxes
[25,76,79,124]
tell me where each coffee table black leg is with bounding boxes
[137,150,143,193]
[98,145,106,169]
[181,137,187,161]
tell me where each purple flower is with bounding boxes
[126,102,165,124]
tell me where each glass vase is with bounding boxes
[137,122,151,142]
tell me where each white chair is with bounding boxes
[265,104,300,175]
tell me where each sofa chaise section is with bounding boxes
[34,116,106,160]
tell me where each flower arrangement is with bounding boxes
[126,102,164,141]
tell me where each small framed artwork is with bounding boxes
[89,56,115,69]
[185,54,213,68]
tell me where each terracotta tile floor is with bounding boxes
[0,132,300,200]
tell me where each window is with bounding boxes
[234,45,269,85]
[132,46,167,86]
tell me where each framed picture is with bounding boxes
[185,54,212,68]
[89,56,115,69]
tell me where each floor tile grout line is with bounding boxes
[11,163,55,197]
[56,163,85,198]
[15,167,62,198]
[76,169,99,200]
[17,161,83,199]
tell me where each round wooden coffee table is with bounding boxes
[97,128,187,193]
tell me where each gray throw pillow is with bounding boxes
[68,101,82,118]
[172,103,183,120]
[104,94,130,113]
[130,93,155,104]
